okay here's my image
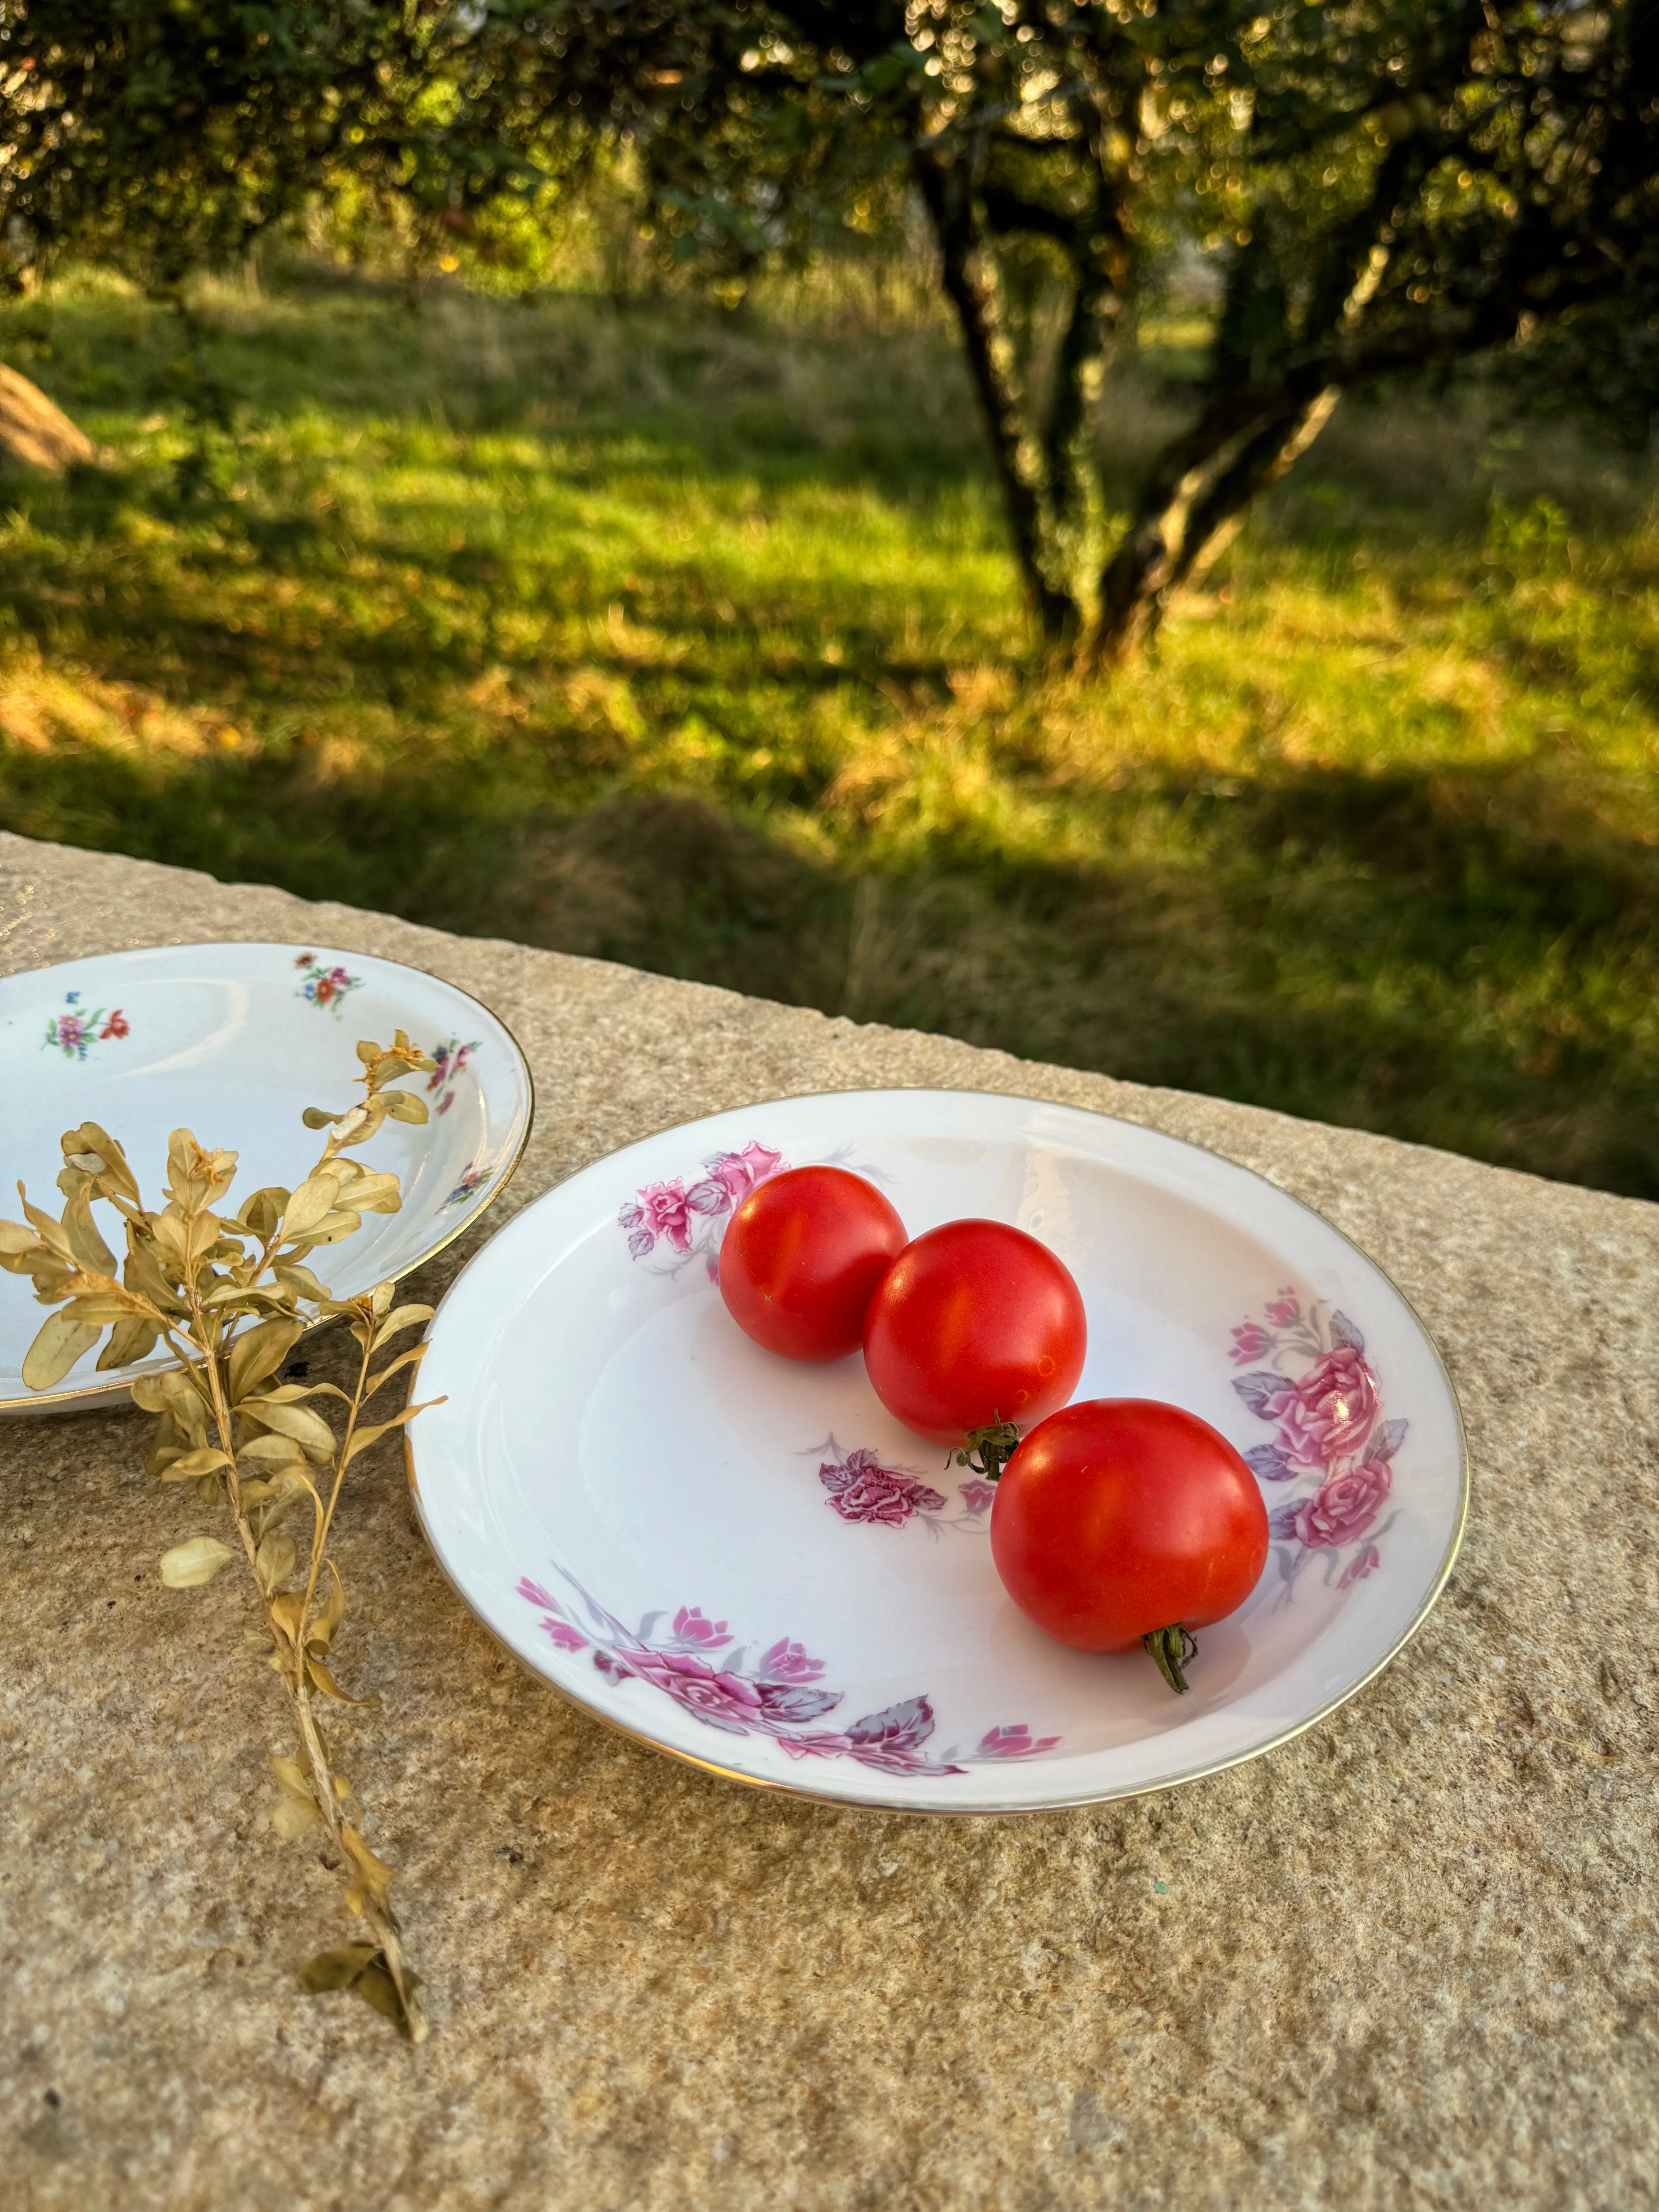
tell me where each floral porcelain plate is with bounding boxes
[0,943,532,1414]
[409,1090,1467,1814]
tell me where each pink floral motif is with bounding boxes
[426,1037,479,1116]
[41,990,132,1062]
[515,1571,1061,1774]
[812,1439,994,1536]
[619,1142,778,1268]
[1338,1543,1382,1591]
[621,1139,889,1276]
[632,1179,695,1254]
[820,1445,947,1528]
[1231,1295,1406,1600]
[1274,1458,1393,1549]
[1268,1346,1380,1473]
[976,1724,1062,1759]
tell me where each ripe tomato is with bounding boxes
[719,1165,907,1362]
[861,1218,1087,1445]
[989,1398,1269,1691]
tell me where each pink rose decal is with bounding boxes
[819,1446,946,1528]
[1231,1295,1406,1599]
[1274,1458,1392,1549]
[620,1137,792,1265]
[1270,1345,1379,1472]
[957,1479,998,1519]
[638,1178,694,1252]
[629,1649,767,1732]
[516,1575,1053,1774]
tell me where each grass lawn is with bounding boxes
[2,266,1657,1197]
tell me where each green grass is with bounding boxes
[3,266,1658,1196]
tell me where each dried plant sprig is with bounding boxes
[0,1032,446,2039]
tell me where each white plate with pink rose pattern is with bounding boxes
[409,1090,1467,1813]
[0,943,532,1413]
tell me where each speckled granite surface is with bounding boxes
[1,828,1654,2212]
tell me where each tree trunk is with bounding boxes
[912,148,1079,645]
[0,363,104,473]
[1088,388,1340,666]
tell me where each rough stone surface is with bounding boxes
[0,828,1655,2212]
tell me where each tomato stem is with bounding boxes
[1142,1625,1198,1695]
[954,1419,1022,1484]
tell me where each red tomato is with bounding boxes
[989,1398,1269,1691]
[719,1166,907,1362]
[861,1218,1087,1445]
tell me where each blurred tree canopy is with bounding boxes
[2,2,1656,658]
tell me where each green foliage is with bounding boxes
[2,270,1657,1199]
[0,1,544,290]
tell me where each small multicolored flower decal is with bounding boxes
[443,1160,495,1211]
[41,990,130,1061]
[426,1037,480,1116]
[1231,1290,1405,1601]
[515,1572,1061,1772]
[294,952,362,1015]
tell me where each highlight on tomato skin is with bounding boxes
[988,1398,1269,1691]
[861,1217,1087,1446]
[718,1165,907,1362]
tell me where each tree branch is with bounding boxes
[912,143,1077,639]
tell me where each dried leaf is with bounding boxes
[238,1430,305,1467]
[227,1316,307,1403]
[22,1312,101,1390]
[333,1170,401,1216]
[271,1259,332,1304]
[270,1593,305,1646]
[364,1344,428,1398]
[64,1120,141,1204]
[271,1755,312,1801]
[272,1794,320,1840]
[255,1530,297,1594]
[163,1445,233,1481]
[0,1218,44,1257]
[382,1091,428,1125]
[281,1172,345,1243]
[300,1207,362,1247]
[342,1400,441,1466]
[239,1395,337,1460]
[160,1536,237,1588]
[297,1944,378,1993]
[308,1561,348,1653]
[300,1107,337,1130]
[307,1655,380,1708]
[61,1187,118,1275]
[371,1304,434,1352]
[352,1960,411,2028]
[235,1186,290,1239]
[97,1315,161,1370]
[342,1824,396,1915]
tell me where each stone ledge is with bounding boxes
[2,829,1655,2212]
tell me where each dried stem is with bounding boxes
[1,1030,444,2037]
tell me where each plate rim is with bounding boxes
[405,1084,1470,1815]
[0,939,537,1414]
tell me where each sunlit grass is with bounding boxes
[2,266,1657,1194]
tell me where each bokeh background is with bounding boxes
[3,4,1656,1196]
